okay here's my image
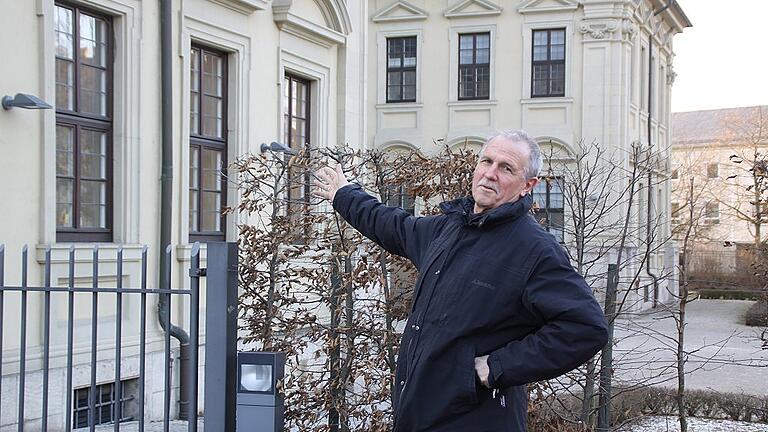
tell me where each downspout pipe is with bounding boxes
[645,1,674,307]
[159,0,191,419]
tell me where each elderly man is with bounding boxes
[313,129,608,431]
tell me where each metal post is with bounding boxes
[0,244,4,428]
[66,246,75,432]
[187,243,201,432]
[204,242,238,432]
[42,246,52,431]
[19,245,28,432]
[597,264,619,432]
[115,247,124,432]
[90,246,99,432]
[139,246,148,432]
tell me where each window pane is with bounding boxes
[190,92,200,135]
[533,46,548,61]
[201,192,222,231]
[296,82,308,117]
[203,69,222,96]
[202,95,222,137]
[56,125,74,176]
[533,31,548,46]
[476,34,490,49]
[551,212,564,241]
[388,85,402,102]
[80,130,107,179]
[477,66,489,98]
[189,190,199,232]
[404,70,416,86]
[79,14,108,68]
[388,57,402,68]
[56,60,74,110]
[459,35,473,50]
[291,118,306,149]
[79,180,106,228]
[79,65,107,116]
[476,48,490,64]
[459,49,473,65]
[551,71,565,94]
[551,30,565,45]
[54,6,74,59]
[551,45,565,61]
[403,84,416,101]
[190,146,200,189]
[202,149,223,191]
[388,71,401,87]
[403,55,416,68]
[56,179,73,228]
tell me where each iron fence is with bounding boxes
[0,243,206,432]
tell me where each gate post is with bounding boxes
[204,242,238,431]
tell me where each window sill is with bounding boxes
[447,99,498,107]
[520,97,574,105]
[376,102,424,109]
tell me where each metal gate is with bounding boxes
[0,242,220,432]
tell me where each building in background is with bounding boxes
[0,0,689,429]
[671,106,768,275]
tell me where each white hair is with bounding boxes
[481,129,542,179]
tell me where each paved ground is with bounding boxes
[620,416,768,431]
[613,299,768,395]
[75,420,204,432]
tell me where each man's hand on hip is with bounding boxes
[474,355,491,387]
[313,164,350,202]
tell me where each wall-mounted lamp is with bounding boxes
[2,93,53,110]
[260,141,295,155]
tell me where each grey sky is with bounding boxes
[672,0,768,113]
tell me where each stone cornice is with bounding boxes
[273,8,346,47]
[207,0,267,15]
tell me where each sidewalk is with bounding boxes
[614,299,768,395]
[75,420,204,432]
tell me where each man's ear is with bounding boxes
[522,177,539,196]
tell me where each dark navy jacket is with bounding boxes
[333,184,609,432]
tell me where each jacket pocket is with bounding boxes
[451,343,480,409]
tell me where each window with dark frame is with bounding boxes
[532,178,564,242]
[73,379,137,428]
[283,74,312,242]
[55,3,113,242]
[189,45,228,242]
[531,29,565,98]
[458,32,490,100]
[707,163,719,178]
[705,201,720,223]
[386,36,417,103]
[671,202,681,222]
[384,184,415,216]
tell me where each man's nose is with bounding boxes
[484,164,499,179]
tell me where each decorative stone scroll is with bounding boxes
[579,19,618,40]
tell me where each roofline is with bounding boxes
[672,105,768,115]
[653,0,692,32]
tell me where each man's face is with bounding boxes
[471,137,539,214]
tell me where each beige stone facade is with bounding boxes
[0,0,689,429]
